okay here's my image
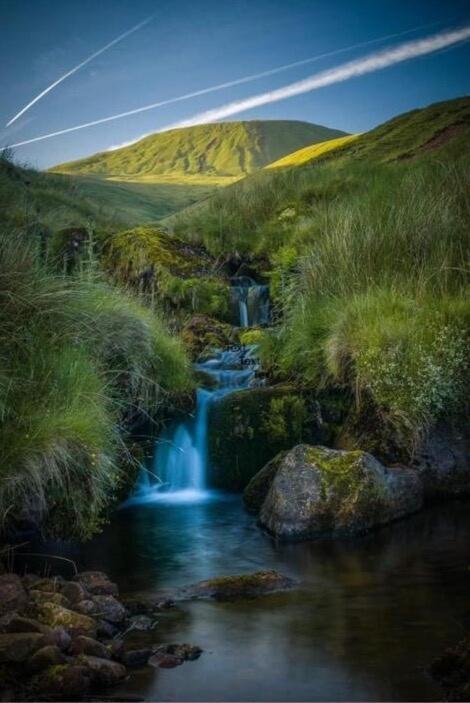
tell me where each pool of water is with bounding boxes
[33,494,470,702]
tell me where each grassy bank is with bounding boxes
[172,98,470,455]
[0,232,191,539]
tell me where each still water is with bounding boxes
[42,494,470,702]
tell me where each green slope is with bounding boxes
[50,120,347,180]
[170,97,470,252]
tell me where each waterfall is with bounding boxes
[231,276,270,327]
[124,278,269,505]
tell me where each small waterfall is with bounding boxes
[124,277,269,505]
[127,347,260,504]
[231,276,270,327]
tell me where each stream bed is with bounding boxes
[32,495,470,702]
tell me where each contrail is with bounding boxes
[5,14,155,127]
[160,24,470,132]
[2,21,445,150]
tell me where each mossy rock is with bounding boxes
[208,384,328,489]
[181,570,294,601]
[243,451,287,513]
[259,444,423,540]
[181,315,236,360]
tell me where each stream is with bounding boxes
[25,278,470,701]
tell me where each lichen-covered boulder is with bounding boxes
[259,445,423,540]
[37,603,97,638]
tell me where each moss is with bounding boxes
[181,315,236,359]
[208,385,327,489]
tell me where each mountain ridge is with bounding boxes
[50,120,347,180]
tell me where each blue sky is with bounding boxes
[1,0,469,168]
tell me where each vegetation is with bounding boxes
[173,97,470,454]
[0,230,191,539]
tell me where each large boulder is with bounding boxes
[243,452,287,513]
[258,445,423,540]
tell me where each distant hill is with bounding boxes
[50,120,347,181]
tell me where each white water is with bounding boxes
[126,278,269,505]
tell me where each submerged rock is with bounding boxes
[153,643,202,661]
[182,570,294,601]
[121,648,153,668]
[258,445,423,540]
[148,652,184,669]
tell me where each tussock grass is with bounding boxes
[0,232,191,538]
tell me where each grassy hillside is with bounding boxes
[51,120,347,179]
[171,97,470,456]
[0,157,218,233]
[266,134,358,169]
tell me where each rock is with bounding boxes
[78,655,127,686]
[128,615,156,631]
[37,603,97,637]
[430,636,470,701]
[73,571,118,597]
[27,577,60,593]
[0,632,45,663]
[121,648,153,668]
[258,445,423,540]
[96,619,119,639]
[153,643,202,661]
[70,635,110,659]
[0,573,27,615]
[123,596,175,616]
[92,595,127,623]
[243,451,286,513]
[208,385,322,490]
[148,653,183,669]
[33,663,93,698]
[73,598,97,616]
[44,626,72,652]
[60,580,88,605]
[0,614,45,634]
[181,314,235,359]
[30,589,70,607]
[183,570,294,601]
[413,422,470,498]
[27,644,66,673]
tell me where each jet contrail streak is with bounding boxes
[5,14,155,127]
[2,21,444,150]
[160,24,470,132]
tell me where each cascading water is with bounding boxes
[125,277,269,505]
[230,276,270,327]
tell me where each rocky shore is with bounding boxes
[0,569,201,700]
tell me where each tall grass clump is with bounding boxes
[273,156,470,451]
[0,232,191,538]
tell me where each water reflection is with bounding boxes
[28,497,470,701]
